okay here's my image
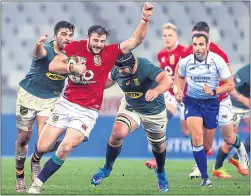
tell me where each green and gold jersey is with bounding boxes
[231,64,250,109]
[111,57,165,115]
[19,41,67,99]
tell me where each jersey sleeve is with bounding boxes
[216,55,231,80]
[213,45,229,64]
[110,66,118,81]
[64,41,82,57]
[178,58,187,78]
[108,44,123,58]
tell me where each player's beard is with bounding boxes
[88,42,103,55]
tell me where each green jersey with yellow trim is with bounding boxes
[19,41,67,99]
[231,64,250,109]
[111,57,165,115]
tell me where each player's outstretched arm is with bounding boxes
[49,53,86,75]
[120,2,153,54]
[230,88,250,109]
[34,35,48,59]
[145,72,173,102]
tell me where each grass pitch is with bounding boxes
[1,158,250,195]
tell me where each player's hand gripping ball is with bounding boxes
[67,56,83,83]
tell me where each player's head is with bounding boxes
[115,52,136,77]
[192,21,210,37]
[87,25,110,55]
[192,33,209,61]
[53,21,75,51]
[162,23,178,50]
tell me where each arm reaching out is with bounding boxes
[34,34,48,59]
[120,2,153,54]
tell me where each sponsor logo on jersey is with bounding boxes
[46,72,66,80]
[133,78,140,86]
[125,92,143,99]
[190,76,210,83]
[68,70,95,84]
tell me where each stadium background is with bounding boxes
[2,1,250,159]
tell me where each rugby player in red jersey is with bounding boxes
[28,2,154,194]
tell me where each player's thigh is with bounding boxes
[183,96,203,135]
[37,116,48,137]
[68,106,99,141]
[63,127,87,148]
[203,127,216,150]
[180,119,190,136]
[218,97,233,127]
[113,113,139,140]
[164,91,177,119]
[37,124,65,152]
[202,98,220,129]
[16,87,38,132]
[36,97,57,136]
[220,123,235,140]
[116,98,140,132]
[56,127,86,159]
[141,109,167,134]
[142,110,167,150]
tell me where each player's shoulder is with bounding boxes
[209,51,226,63]
[179,53,193,65]
[177,44,186,50]
[181,45,193,58]
[138,57,155,66]
[157,48,168,59]
[209,42,228,59]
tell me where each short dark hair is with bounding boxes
[192,33,209,44]
[192,21,210,33]
[54,21,75,35]
[88,25,110,37]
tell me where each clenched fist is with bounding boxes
[142,2,154,20]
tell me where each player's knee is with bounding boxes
[147,134,166,153]
[223,134,236,145]
[16,118,34,132]
[56,144,73,160]
[192,135,203,145]
[17,131,31,146]
[36,140,51,154]
[111,120,130,141]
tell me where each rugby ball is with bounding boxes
[67,56,82,83]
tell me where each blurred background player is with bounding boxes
[28,3,154,194]
[178,21,248,179]
[176,32,234,187]
[91,52,173,192]
[145,23,189,169]
[212,64,250,178]
[15,21,75,192]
